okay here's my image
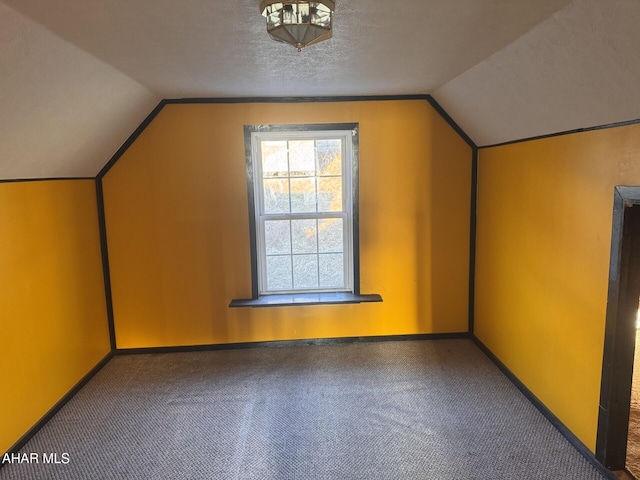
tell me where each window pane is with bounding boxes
[317,139,341,176]
[318,218,343,253]
[261,141,288,177]
[293,254,318,289]
[289,140,315,176]
[319,253,344,288]
[266,256,292,290]
[291,219,317,254]
[317,177,342,212]
[264,220,291,255]
[263,178,290,214]
[290,178,316,213]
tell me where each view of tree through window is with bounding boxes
[251,128,354,294]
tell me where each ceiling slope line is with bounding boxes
[424,96,476,149]
[97,101,167,179]
[479,117,640,150]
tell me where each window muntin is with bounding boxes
[251,129,354,295]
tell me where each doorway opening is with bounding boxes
[597,187,640,477]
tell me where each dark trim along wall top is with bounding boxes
[0,177,94,184]
[95,95,477,181]
[162,95,478,150]
[96,102,166,179]
[479,117,640,149]
[80,95,482,181]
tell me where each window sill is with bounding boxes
[229,292,383,308]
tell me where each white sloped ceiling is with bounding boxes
[433,0,640,146]
[0,3,159,179]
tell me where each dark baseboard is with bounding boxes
[1,351,114,464]
[471,335,617,480]
[115,332,471,355]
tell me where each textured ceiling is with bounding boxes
[0,0,638,179]
[0,0,572,97]
[434,0,640,146]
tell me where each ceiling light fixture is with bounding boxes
[260,0,335,52]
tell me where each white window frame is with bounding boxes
[250,127,355,295]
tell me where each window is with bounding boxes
[230,123,381,308]
[251,125,356,294]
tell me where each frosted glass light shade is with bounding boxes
[260,0,335,51]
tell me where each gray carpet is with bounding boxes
[0,339,608,479]
[627,329,640,478]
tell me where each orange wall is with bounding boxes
[102,100,472,348]
[0,180,110,455]
[475,122,640,450]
